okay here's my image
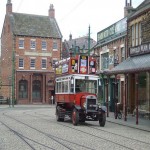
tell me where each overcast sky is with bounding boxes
[0,0,144,41]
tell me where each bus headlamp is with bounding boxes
[83,102,86,108]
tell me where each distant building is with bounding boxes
[0,0,62,104]
[62,33,96,59]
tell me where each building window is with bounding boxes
[121,47,125,62]
[30,58,35,69]
[53,41,58,50]
[42,41,47,50]
[139,22,141,45]
[101,52,109,70]
[30,40,36,49]
[52,59,58,68]
[19,80,28,98]
[19,39,24,49]
[42,58,47,69]
[131,25,135,47]
[135,23,138,46]
[114,49,119,66]
[19,58,24,68]
[131,22,141,47]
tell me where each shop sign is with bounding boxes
[130,43,150,56]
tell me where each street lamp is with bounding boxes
[12,36,15,107]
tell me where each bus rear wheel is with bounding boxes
[56,106,64,122]
[72,108,79,126]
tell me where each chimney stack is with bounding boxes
[69,33,72,41]
[124,0,133,17]
[6,0,12,14]
[49,4,55,18]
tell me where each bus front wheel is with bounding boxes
[72,108,79,126]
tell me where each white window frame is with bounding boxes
[42,41,47,50]
[30,39,36,50]
[131,25,135,47]
[135,23,138,46]
[19,58,24,68]
[100,49,109,70]
[41,58,47,69]
[53,41,58,51]
[139,22,141,45]
[30,58,35,69]
[19,39,24,49]
[52,58,58,68]
[121,47,125,62]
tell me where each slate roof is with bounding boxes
[64,36,96,50]
[104,54,150,75]
[9,12,62,38]
[128,0,150,20]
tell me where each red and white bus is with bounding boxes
[55,55,106,126]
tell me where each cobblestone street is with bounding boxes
[0,105,150,150]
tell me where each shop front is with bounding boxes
[16,71,55,104]
[103,54,150,124]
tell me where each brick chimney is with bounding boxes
[6,0,12,14]
[49,4,55,18]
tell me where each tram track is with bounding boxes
[1,110,150,150]
[0,120,37,150]
[19,112,150,150]
[32,112,150,146]
[1,113,95,150]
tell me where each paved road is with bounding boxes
[0,105,150,150]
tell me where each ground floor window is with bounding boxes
[138,72,149,112]
[19,80,28,98]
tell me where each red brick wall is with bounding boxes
[0,14,13,98]
[1,19,61,101]
[15,36,61,70]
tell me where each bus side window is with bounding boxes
[70,81,74,93]
[76,84,81,92]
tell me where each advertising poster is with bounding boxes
[79,56,88,74]
[71,59,78,73]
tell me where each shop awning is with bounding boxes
[104,54,150,75]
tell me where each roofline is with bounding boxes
[127,6,150,22]
[13,34,62,39]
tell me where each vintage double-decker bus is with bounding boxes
[55,55,106,126]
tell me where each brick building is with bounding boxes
[93,0,134,111]
[0,0,62,104]
[106,0,150,122]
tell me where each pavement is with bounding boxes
[0,104,150,132]
[106,112,150,132]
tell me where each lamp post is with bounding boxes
[88,25,91,56]
[12,37,15,107]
